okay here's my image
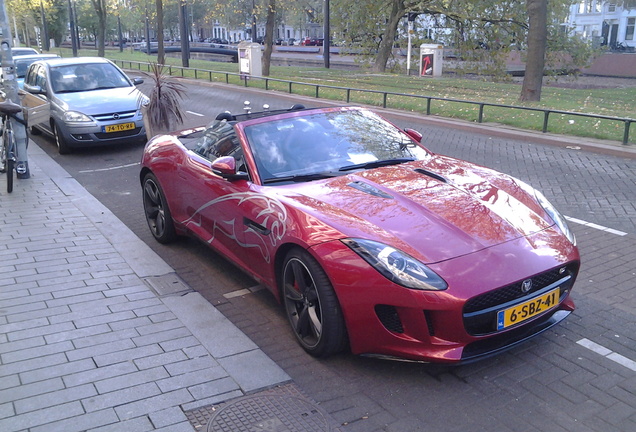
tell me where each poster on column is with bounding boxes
[421,53,434,76]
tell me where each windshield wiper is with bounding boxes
[262,171,341,184]
[54,89,84,94]
[339,158,415,172]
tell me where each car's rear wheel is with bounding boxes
[53,123,71,155]
[282,248,348,357]
[142,172,177,244]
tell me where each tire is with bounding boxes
[281,248,348,357]
[142,172,177,244]
[53,123,71,155]
[2,130,14,193]
[0,136,7,174]
[6,158,13,193]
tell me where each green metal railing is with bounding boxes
[115,60,635,146]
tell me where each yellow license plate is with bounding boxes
[496,288,560,330]
[104,122,135,133]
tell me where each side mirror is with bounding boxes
[211,156,249,180]
[132,77,144,85]
[23,83,45,95]
[404,128,423,143]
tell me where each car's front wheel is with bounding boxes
[53,122,71,154]
[142,172,177,244]
[282,248,348,357]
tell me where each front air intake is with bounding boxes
[375,305,404,333]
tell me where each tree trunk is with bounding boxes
[373,0,406,72]
[262,0,276,76]
[91,0,106,56]
[157,0,165,65]
[97,15,105,56]
[179,1,189,67]
[520,0,547,102]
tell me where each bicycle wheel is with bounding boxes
[4,128,14,193]
[6,157,13,193]
[0,130,7,174]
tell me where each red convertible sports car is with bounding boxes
[140,104,580,363]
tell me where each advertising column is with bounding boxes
[420,44,444,77]
[238,41,262,79]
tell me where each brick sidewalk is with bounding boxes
[0,145,291,431]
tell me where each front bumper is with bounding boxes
[311,228,580,364]
[58,119,146,148]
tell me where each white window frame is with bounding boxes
[627,18,635,41]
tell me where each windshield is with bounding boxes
[243,109,431,183]
[50,63,132,93]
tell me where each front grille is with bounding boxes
[463,262,579,336]
[375,304,404,333]
[93,111,137,121]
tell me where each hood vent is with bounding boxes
[414,168,448,183]
[347,181,394,199]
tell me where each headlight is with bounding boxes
[516,178,576,246]
[533,189,576,246]
[63,111,92,123]
[342,238,448,291]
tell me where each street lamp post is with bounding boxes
[251,0,257,42]
[323,0,330,68]
[118,16,123,52]
[406,13,418,75]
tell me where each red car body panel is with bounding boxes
[141,106,580,363]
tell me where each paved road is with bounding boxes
[31,78,636,431]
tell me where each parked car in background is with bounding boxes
[140,104,580,364]
[22,57,148,154]
[209,38,229,46]
[13,54,60,88]
[0,47,39,65]
[11,47,39,56]
[301,37,323,46]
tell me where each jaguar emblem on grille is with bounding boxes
[521,279,533,293]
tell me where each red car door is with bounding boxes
[178,129,257,268]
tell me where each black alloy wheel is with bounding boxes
[142,173,177,244]
[282,248,348,357]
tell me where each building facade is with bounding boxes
[566,1,636,49]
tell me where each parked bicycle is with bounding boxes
[0,99,26,193]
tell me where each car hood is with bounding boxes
[279,156,555,264]
[54,87,142,114]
